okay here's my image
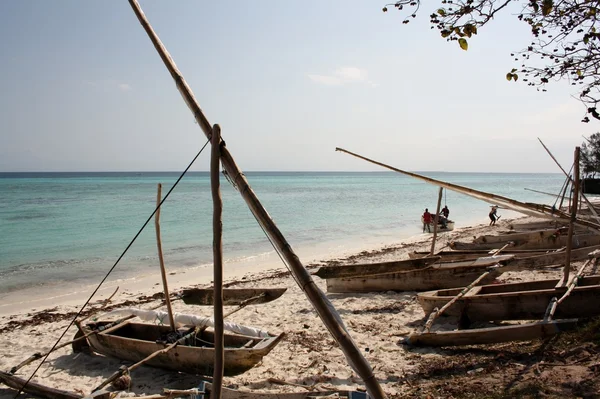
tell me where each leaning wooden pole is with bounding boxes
[127,2,385,397]
[430,187,443,255]
[155,183,176,331]
[211,124,224,397]
[563,147,581,284]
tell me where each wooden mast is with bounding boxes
[430,187,443,255]
[563,147,581,284]
[127,2,385,397]
[155,183,175,331]
[211,125,224,397]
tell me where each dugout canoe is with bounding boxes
[74,320,283,376]
[401,319,580,347]
[180,288,287,306]
[417,275,600,323]
[324,255,515,293]
[313,256,440,279]
[449,233,600,251]
[200,381,368,398]
[408,248,562,261]
[472,228,568,244]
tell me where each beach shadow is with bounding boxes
[50,352,206,394]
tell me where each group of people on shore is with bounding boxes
[422,204,501,232]
[422,205,450,233]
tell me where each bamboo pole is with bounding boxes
[211,124,224,397]
[423,267,496,332]
[538,138,600,224]
[334,147,600,232]
[546,257,596,321]
[559,175,570,211]
[563,147,581,284]
[490,243,512,256]
[430,187,443,255]
[126,2,385,397]
[155,183,176,331]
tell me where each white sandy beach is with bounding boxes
[0,215,573,398]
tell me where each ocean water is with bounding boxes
[0,171,567,296]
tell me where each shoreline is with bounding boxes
[0,211,518,317]
[0,214,558,398]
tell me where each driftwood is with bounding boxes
[0,370,93,399]
[127,1,384,396]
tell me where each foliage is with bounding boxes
[581,132,600,176]
[383,0,600,122]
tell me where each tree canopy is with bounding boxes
[383,0,600,123]
[581,132,600,176]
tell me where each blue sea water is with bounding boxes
[0,171,567,295]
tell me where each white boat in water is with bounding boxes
[421,216,455,232]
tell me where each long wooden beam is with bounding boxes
[335,147,600,232]
[126,1,384,397]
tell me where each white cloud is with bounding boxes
[118,83,132,91]
[85,80,132,92]
[308,67,377,87]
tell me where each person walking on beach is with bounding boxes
[489,206,499,226]
[423,208,432,232]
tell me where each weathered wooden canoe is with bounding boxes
[408,248,562,261]
[473,228,568,244]
[417,275,600,323]
[401,319,580,347]
[324,255,515,293]
[449,233,600,251]
[313,256,440,279]
[75,321,284,376]
[180,288,287,306]
[0,370,101,399]
[507,220,568,231]
[506,244,600,270]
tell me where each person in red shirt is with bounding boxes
[423,208,432,232]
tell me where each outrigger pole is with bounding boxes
[127,1,385,398]
[335,147,600,232]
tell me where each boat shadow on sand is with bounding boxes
[49,351,203,392]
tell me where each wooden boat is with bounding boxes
[417,275,600,323]
[0,370,103,399]
[472,228,568,244]
[74,320,284,376]
[180,288,287,306]
[449,233,600,251]
[323,255,515,293]
[313,256,440,279]
[408,248,563,261]
[421,216,455,232]
[507,220,568,231]
[401,319,580,347]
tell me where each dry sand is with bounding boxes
[0,215,573,398]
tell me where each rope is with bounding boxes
[15,139,211,398]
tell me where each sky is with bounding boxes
[0,0,597,173]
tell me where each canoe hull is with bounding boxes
[450,234,600,251]
[402,319,579,347]
[326,264,502,293]
[80,321,283,376]
[417,276,600,322]
[180,288,287,306]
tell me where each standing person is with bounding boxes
[423,208,432,232]
[489,206,499,226]
[441,205,450,219]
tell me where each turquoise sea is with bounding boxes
[0,172,567,296]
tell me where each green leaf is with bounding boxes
[513,73,518,81]
[458,38,468,51]
[506,73,513,81]
[437,8,446,16]
[542,0,553,16]
[577,70,583,77]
